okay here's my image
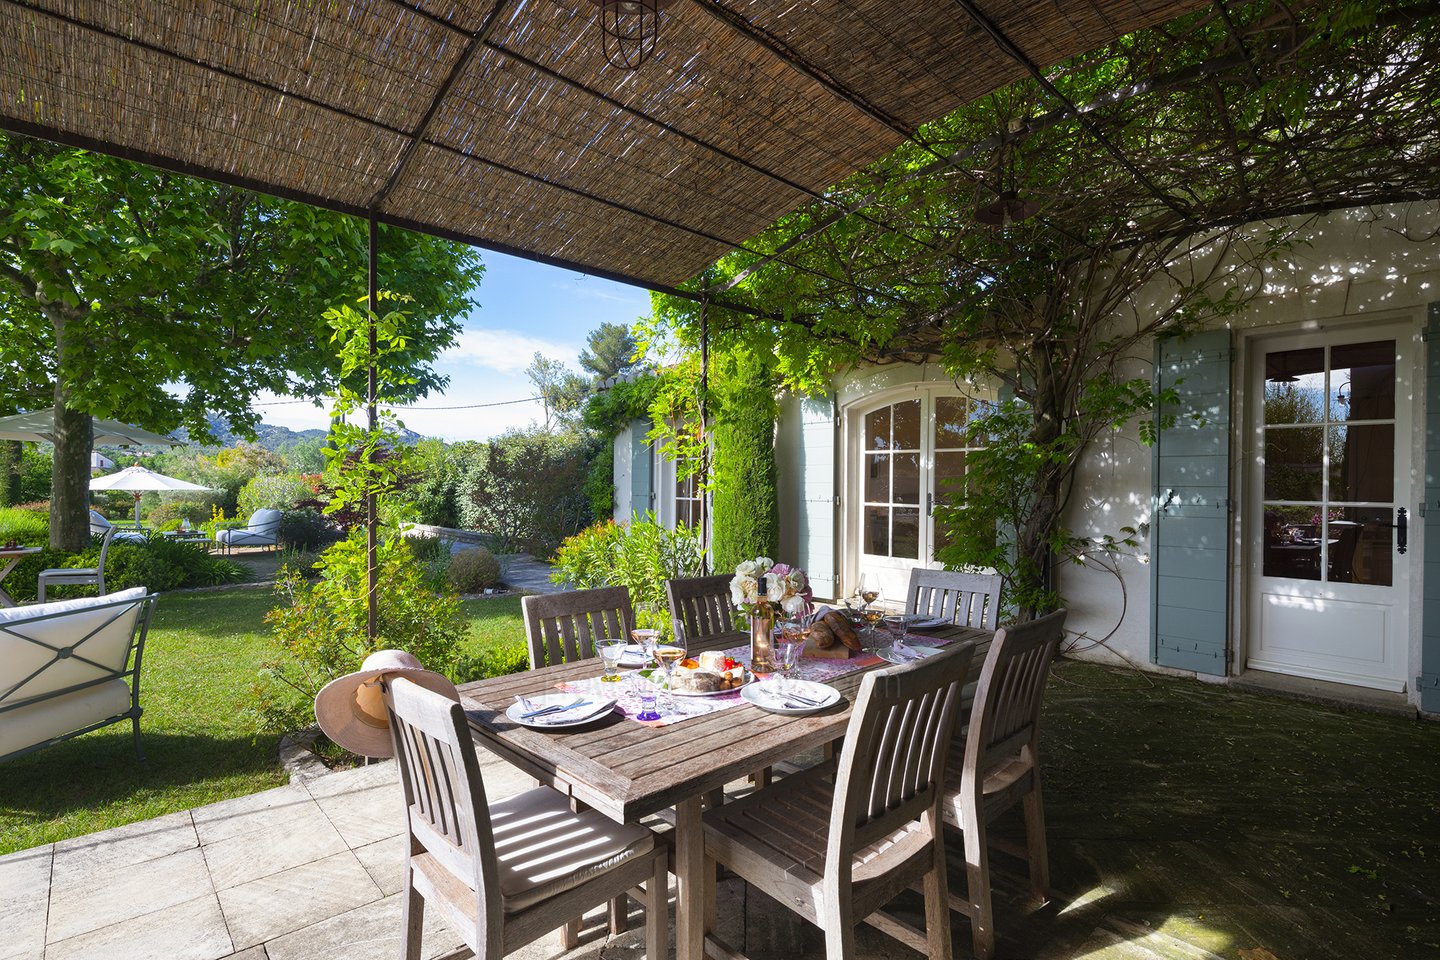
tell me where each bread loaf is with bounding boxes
[809,620,836,649]
[822,611,862,650]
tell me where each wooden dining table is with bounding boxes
[458,622,992,960]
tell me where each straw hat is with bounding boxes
[314,649,459,757]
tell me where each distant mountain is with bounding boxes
[176,416,424,451]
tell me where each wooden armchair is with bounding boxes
[701,641,977,960]
[906,568,1003,630]
[522,587,634,669]
[382,676,668,960]
[943,608,1068,960]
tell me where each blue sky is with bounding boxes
[251,251,654,441]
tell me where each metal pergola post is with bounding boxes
[698,287,709,574]
[366,214,379,642]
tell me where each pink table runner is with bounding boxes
[558,631,954,727]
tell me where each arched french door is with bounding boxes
[842,388,982,603]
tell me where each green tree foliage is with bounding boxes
[524,352,591,432]
[461,428,595,557]
[0,134,483,549]
[578,322,641,382]
[710,346,779,574]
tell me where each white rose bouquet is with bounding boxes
[730,557,813,621]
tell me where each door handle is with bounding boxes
[1396,507,1407,555]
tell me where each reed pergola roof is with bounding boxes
[0,0,1206,295]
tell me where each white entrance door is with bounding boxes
[1246,325,1414,691]
[847,391,977,603]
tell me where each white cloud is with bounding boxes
[444,328,581,373]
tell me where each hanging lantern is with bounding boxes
[588,0,675,70]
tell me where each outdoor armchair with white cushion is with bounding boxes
[0,587,157,762]
[215,508,283,553]
[89,509,147,545]
[38,525,117,602]
[383,675,668,960]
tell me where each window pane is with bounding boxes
[1264,349,1325,426]
[1264,426,1323,500]
[1263,505,1322,581]
[1330,507,1392,586]
[1330,340,1395,421]
[893,399,921,450]
[864,454,890,503]
[892,508,920,559]
[1264,348,1324,427]
[935,450,966,490]
[865,407,891,450]
[936,396,967,448]
[1329,424,1393,503]
[893,453,920,504]
[864,506,889,556]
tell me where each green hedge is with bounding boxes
[710,346,779,574]
[3,536,251,603]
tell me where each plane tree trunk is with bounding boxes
[46,306,94,552]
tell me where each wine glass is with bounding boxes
[883,614,909,655]
[654,624,688,715]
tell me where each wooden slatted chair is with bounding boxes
[522,587,634,670]
[942,608,1068,960]
[906,568,1003,630]
[701,641,977,960]
[383,676,668,960]
[664,574,735,645]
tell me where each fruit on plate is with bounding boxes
[679,657,699,669]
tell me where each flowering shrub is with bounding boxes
[550,513,703,613]
[729,557,812,619]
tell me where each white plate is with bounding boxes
[904,617,948,630]
[642,668,754,697]
[505,694,616,728]
[876,644,943,665]
[742,679,841,714]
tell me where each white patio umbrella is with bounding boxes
[0,408,179,446]
[89,465,217,526]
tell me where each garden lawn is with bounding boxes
[0,587,525,856]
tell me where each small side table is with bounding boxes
[0,546,42,607]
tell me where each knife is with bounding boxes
[521,698,590,719]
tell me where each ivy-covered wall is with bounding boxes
[710,345,779,573]
[582,374,659,521]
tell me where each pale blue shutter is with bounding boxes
[629,419,654,520]
[1151,329,1231,676]
[1420,304,1440,713]
[796,394,837,599]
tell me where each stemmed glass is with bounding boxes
[882,614,910,657]
[654,624,688,715]
[631,601,663,668]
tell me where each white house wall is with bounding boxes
[1060,201,1440,699]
